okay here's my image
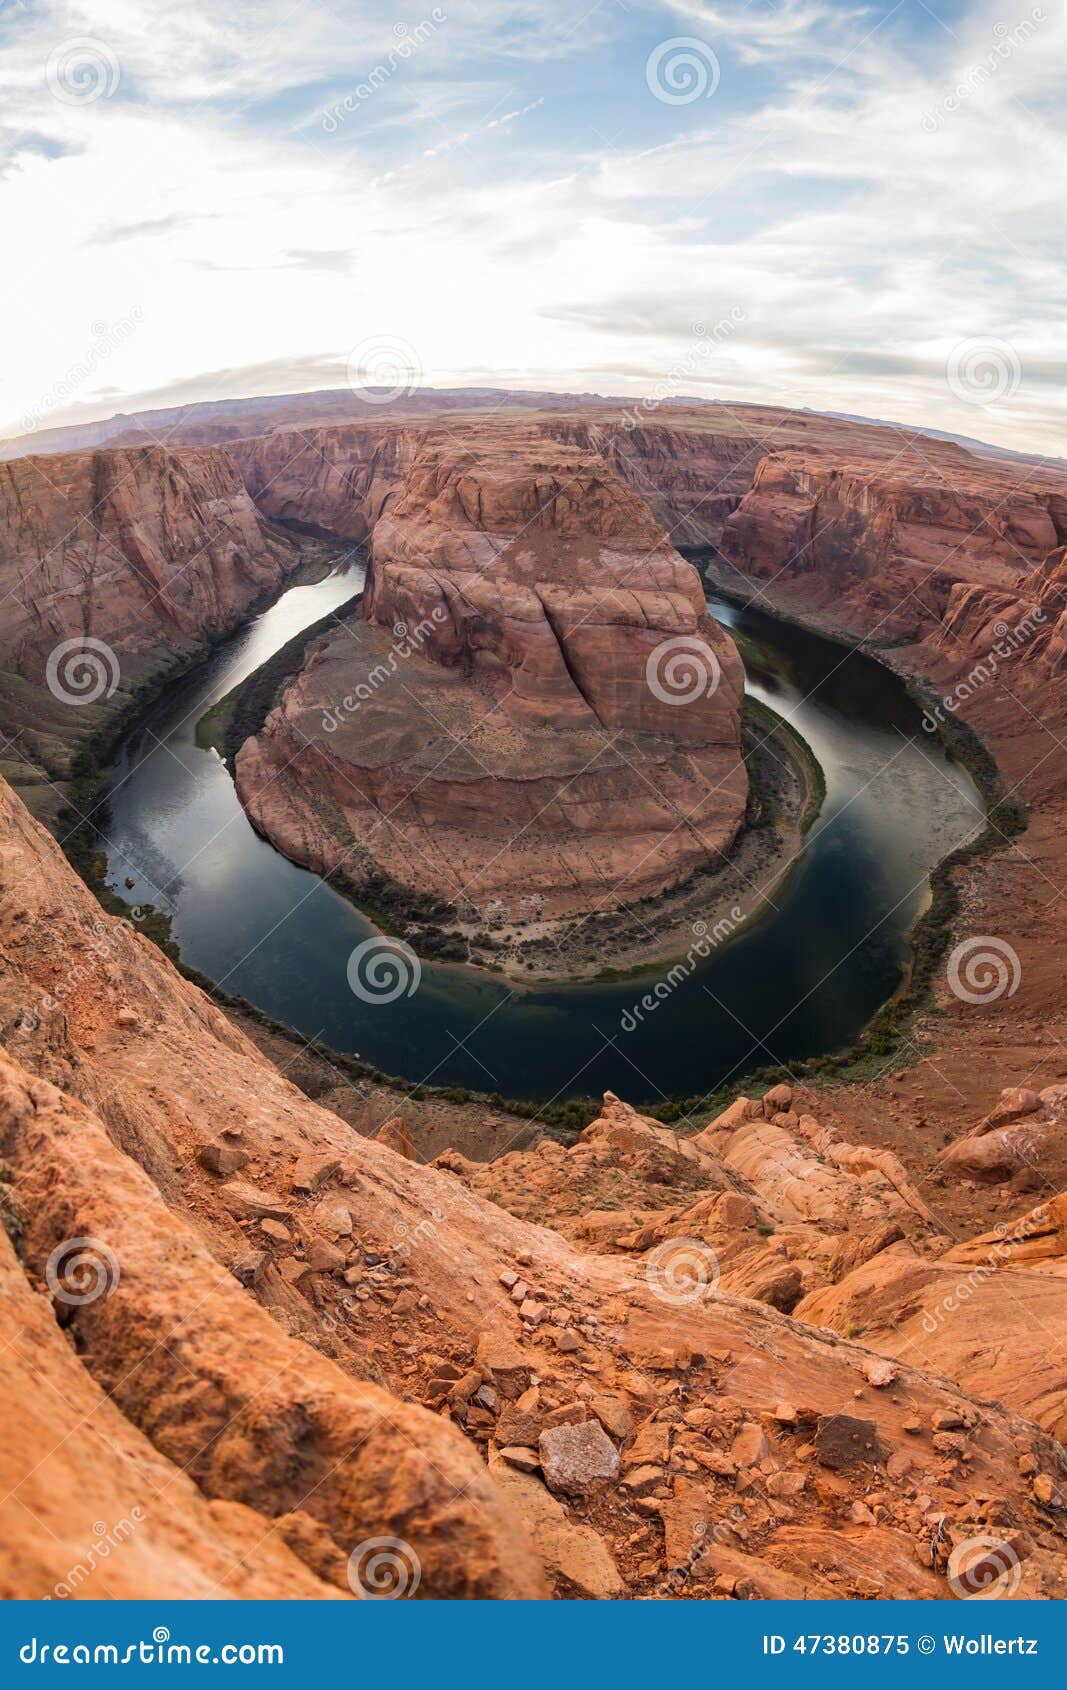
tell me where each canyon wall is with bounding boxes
[0,443,295,822]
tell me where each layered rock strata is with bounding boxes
[236,433,747,917]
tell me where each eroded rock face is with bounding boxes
[0,443,295,823]
[3,770,1067,1600]
[236,430,747,918]
[0,445,293,680]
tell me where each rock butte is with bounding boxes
[236,429,747,918]
[1,390,1067,1597]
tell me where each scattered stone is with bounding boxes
[489,1453,624,1599]
[291,1153,341,1196]
[731,1423,770,1468]
[539,1421,620,1497]
[306,1236,347,1274]
[932,1408,965,1432]
[620,1463,664,1496]
[813,1415,888,1471]
[218,1180,292,1223]
[499,1270,519,1290]
[372,1116,418,1160]
[590,1395,634,1444]
[476,1330,532,1399]
[498,1446,541,1474]
[311,1195,353,1239]
[862,1357,896,1389]
[198,1140,250,1177]
[260,1219,291,1243]
[556,1330,581,1353]
[230,1249,269,1288]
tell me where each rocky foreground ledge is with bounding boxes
[1,772,1066,1600]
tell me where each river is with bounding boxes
[101,556,983,1106]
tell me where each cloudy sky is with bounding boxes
[1,0,1063,452]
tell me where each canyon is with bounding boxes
[2,390,1067,1600]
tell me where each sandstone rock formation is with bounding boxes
[3,768,1066,1599]
[236,429,747,918]
[6,389,1067,1601]
[0,443,294,822]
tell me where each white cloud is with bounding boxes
[0,0,1063,454]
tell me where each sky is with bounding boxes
[0,0,1064,454]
